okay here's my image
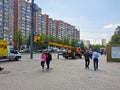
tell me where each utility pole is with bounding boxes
[27,0,38,59]
[27,0,34,59]
[30,0,34,59]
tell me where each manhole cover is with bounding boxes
[0,71,11,74]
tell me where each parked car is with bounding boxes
[43,48,53,52]
[36,49,44,52]
[20,49,30,53]
[56,48,66,53]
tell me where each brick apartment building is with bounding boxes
[0,0,14,43]
[0,0,80,46]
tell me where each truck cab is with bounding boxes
[63,47,83,59]
[7,46,21,61]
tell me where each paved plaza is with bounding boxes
[0,54,120,90]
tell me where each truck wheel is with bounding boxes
[79,55,82,59]
[65,56,68,59]
[9,59,11,61]
[72,56,75,59]
[14,57,19,61]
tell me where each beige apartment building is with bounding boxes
[55,20,80,41]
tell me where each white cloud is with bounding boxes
[104,24,120,29]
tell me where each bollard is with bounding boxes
[57,53,59,59]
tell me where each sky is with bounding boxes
[34,0,120,44]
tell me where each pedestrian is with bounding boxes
[0,67,4,71]
[84,49,91,69]
[40,51,46,69]
[92,49,99,71]
[89,50,93,59]
[46,51,52,69]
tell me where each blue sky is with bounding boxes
[34,0,120,44]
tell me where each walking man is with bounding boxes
[92,49,99,71]
[84,49,91,69]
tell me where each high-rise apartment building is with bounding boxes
[14,0,18,35]
[64,23,71,40]
[48,18,56,37]
[17,0,31,40]
[0,0,14,43]
[55,20,80,41]
[0,0,80,46]
[56,20,65,39]
[40,14,46,35]
[35,8,42,35]
[76,30,80,41]
[41,14,49,35]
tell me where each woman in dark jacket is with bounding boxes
[46,51,52,69]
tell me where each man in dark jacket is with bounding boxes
[84,50,91,69]
[46,51,52,69]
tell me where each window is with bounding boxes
[0,6,2,9]
[0,2,2,5]
[0,22,2,25]
[4,0,9,3]
[0,10,2,13]
[4,3,9,7]
[4,7,8,11]
[0,18,2,21]
[4,12,8,15]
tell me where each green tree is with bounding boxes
[48,35,56,42]
[55,38,62,44]
[89,44,105,51]
[38,34,80,48]
[114,26,120,34]
[40,34,48,42]
[109,26,120,44]
[39,34,48,49]
[14,30,24,50]
[70,39,78,47]
[80,41,85,50]
[62,38,70,45]
[0,38,2,40]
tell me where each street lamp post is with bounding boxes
[27,0,34,59]
[30,0,34,59]
[27,0,38,59]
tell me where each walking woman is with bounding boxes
[40,51,46,69]
[46,51,52,69]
